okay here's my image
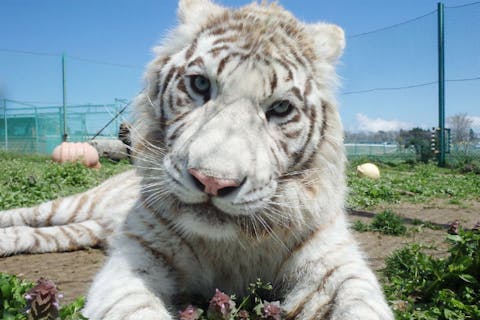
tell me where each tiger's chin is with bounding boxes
[169,197,269,240]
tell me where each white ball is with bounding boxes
[356,163,380,179]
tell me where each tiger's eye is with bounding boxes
[191,75,210,95]
[266,100,294,120]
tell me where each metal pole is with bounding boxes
[34,106,39,153]
[3,99,7,151]
[62,53,68,142]
[437,2,446,167]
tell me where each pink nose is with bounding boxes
[188,168,240,196]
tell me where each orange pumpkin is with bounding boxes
[52,142,101,169]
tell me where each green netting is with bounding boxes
[0,100,129,154]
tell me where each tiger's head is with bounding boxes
[133,0,346,240]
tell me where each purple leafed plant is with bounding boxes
[24,278,62,320]
[178,280,284,320]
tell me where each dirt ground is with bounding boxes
[1,200,479,304]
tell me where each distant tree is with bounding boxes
[469,128,477,143]
[399,127,434,163]
[447,113,474,144]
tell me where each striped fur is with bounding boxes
[1,1,393,319]
[0,170,139,256]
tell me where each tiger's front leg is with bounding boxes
[281,224,393,320]
[82,236,176,320]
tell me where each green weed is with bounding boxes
[0,151,131,210]
[384,229,480,319]
[351,211,406,236]
[347,163,480,209]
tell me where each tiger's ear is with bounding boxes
[305,23,345,63]
[178,0,224,25]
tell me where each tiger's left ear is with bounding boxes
[178,0,224,26]
[305,23,345,63]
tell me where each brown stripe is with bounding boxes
[209,27,227,36]
[270,146,281,168]
[167,121,187,145]
[274,58,294,81]
[275,222,332,277]
[284,129,302,139]
[298,103,328,172]
[212,35,239,46]
[72,223,98,246]
[168,91,174,111]
[285,264,342,320]
[208,45,230,57]
[304,78,312,98]
[290,47,306,68]
[296,107,317,164]
[45,200,60,226]
[270,70,278,95]
[66,193,89,224]
[177,78,188,95]
[59,226,77,250]
[126,232,176,271]
[32,206,39,227]
[143,202,203,267]
[13,229,20,250]
[291,87,302,102]
[319,276,371,320]
[288,113,301,123]
[185,38,197,60]
[86,189,106,223]
[301,108,321,169]
[176,97,186,108]
[187,57,204,69]
[20,212,28,226]
[32,233,40,250]
[160,66,177,98]
[279,140,289,154]
[320,103,328,141]
[36,229,61,250]
[217,54,232,75]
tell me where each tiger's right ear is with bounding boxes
[178,0,224,26]
[305,23,346,64]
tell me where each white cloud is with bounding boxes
[355,113,413,132]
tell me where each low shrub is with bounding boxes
[384,229,480,319]
[351,210,406,236]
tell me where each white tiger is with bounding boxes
[0,0,394,319]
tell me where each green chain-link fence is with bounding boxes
[0,99,129,154]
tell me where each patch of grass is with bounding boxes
[347,162,480,209]
[384,229,480,319]
[370,210,407,236]
[0,273,33,319]
[0,151,132,210]
[351,220,370,232]
[351,210,406,236]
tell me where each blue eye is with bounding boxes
[190,75,211,95]
[266,100,294,120]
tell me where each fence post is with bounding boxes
[34,106,39,153]
[62,53,68,142]
[3,99,7,151]
[437,2,446,167]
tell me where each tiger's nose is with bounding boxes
[188,168,240,196]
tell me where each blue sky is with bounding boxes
[1,0,479,132]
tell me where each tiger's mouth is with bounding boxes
[177,200,232,222]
